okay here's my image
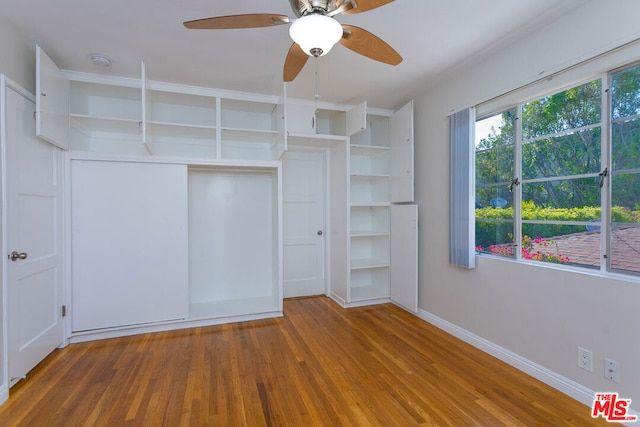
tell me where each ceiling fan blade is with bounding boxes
[341,0,395,14]
[339,25,402,65]
[283,43,309,82]
[184,14,289,30]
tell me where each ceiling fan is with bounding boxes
[183,0,402,82]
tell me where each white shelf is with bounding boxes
[350,258,391,269]
[221,127,280,134]
[71,81,141,121]
[349,114,389,147]
[221,99,282,132]
[350,268,390,300]
[350,231,390,238]
[350,144,390,151]
[350,173,390,178]
[70,115,144,155]
[148,90,216,128]
[316,108,346,136]
[350,177,390,204]
[221,129,283,161]
[190,295,279,319]
[351,145,390,175]
[149,120,216,130]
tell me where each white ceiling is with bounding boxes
[1,0,580,109]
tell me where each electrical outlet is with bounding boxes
[578,347,593,372]
[605,358,620,383]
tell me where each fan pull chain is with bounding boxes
[314,56,321,115]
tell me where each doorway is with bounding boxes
[4,84,64,388]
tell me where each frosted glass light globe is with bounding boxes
[289,14,343,57]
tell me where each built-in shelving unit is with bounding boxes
[65,67,285,336]
[348,113,392,302]
[69,81,145,155]
[220,99,284,160]
[33,47,416,347]
[146,90,217,158]
[67,65,285,162]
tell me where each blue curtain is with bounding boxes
[449,108,476,269]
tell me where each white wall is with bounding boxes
[0,13,35,93]
[415,0,640,411]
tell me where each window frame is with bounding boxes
[475,65,640,278]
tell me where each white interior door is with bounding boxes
[282,149,326,298]
[6,86,64,387]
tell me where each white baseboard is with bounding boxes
[416,308,639,425]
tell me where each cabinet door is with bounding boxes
[141,61,151,153]
[390,100,414,203]
[36,45,69,150]
[71,160,189,331]
[286,101,316,134]
[346,101,367,136]
[390,204,418,313]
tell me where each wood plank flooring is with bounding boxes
[0,296,609,426]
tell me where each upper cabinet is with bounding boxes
[284,91,367,138]
[36,45,70,150]
[69,73,144,155]
[63,64,285,162]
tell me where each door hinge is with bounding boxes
[62,305,67,317]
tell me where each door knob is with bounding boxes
[317,230,323,236]
[9,251,28,262]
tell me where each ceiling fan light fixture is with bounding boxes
[289,14,343,57]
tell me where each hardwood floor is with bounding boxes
[0,296,609,426]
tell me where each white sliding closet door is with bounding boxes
[71,160,189,331]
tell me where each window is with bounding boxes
[610,65,640,274]
[475,110,516,258]
[475,64,640,276]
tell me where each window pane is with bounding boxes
[522,177,601,210]
[612,117,640,171]
[476,146,514,185]
[610,225,640,274]
[476,110,515,150]
[476,185,514,256]
[610,172,640,274]
[522,128,601,180]
[611,64,640,120]
[610,64,640,275]
[476,184,513,210]
[475,110,516,258]
[522,80,601,139]
[521,224,598,268]
[611,173,640,220]
[475,221,515,257]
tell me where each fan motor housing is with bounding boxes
[289,0,343,17]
